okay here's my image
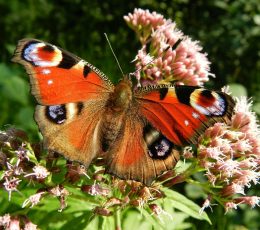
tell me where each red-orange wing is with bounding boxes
[35,99,107,169]
[105,113,180,185]
[136,85,235,146]
[12,38,114,105]
[12,39,113,169]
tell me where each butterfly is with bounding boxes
[12,39,235,185]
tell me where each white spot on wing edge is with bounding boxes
[47,79,53,85]
[42,69,51,75]
[192,112,200,119]
[184,120,189,126]
[73,60,85,70]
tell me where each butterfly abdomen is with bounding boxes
[101,113,125,152]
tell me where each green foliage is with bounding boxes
[0,0,259,229]
[0,64,38,138]
[0,186,212,229]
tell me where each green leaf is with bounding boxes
[228,83,248,97]
[60,212,93,230]
[185,183,205,199]
[253,102,260,115]
[174,160,192,173]
[161,187,212,224]
[0,64,29,105]
[15,107,37,130]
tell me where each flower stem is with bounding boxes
[114,207,121,230]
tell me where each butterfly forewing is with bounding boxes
[136,85,235,146]
[12,39,114,105]
[12,38,114,172]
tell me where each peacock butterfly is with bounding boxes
[12,39,235,185]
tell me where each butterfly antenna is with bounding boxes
[104,33,125,76]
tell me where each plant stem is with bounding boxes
[114,207,121,230]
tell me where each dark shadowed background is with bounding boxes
[0,0,259,229]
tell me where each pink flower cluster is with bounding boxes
[0,129,70,212]
[1,139,50,201]
[0,213,37,230]
[124,9,212,86]
[197,97,260,212]
[124,8,166,45]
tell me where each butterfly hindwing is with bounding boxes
[105,113,180,185]
[35,99,108,167]
[12,39,114,105]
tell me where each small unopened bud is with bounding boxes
[163,174,186,187]
[94,207,112,216]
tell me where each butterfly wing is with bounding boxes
[105,83,235,185]
[136,85,235,146]
[105,84,234,185]
[105,112,180,185]
[12,39,114,167]
[12,39,113,105]
[35,100,107,168]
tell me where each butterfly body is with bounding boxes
[99,77,134,152]
[12,39,235,185]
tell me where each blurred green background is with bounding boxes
[0,0,259,229]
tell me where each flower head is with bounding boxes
[15,145,29,165]
[126,9,213,87]
[49,185,70,212]
[224,201,238,213]
[3,177,21,201]
[0,214,11,228]
[81,183,110,196]
[149,203,172,222]
[7,217,20,230]
[22,191,46,208]
[234,196,260,208]
[24,165,50,180]
[196,96,260,210]
[199,196,216,215]
[124,8,166,44]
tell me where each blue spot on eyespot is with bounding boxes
[46,105,66,124]
[148,136,173,159]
